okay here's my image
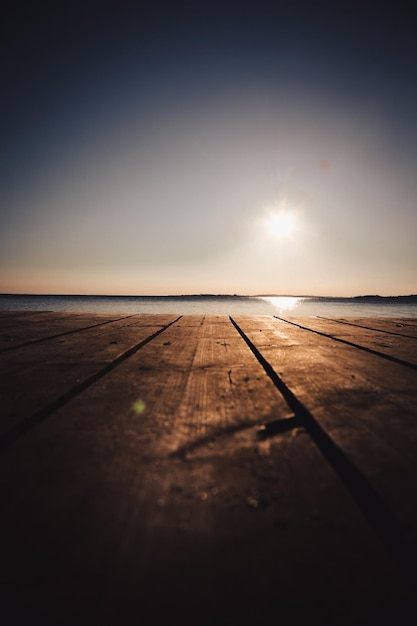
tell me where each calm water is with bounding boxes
[1,294,417,317]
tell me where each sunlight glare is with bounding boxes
[266,210,297,239]
[262,296,302,312]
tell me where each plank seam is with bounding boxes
[0,314,141,353]
[274,316,417,371]
[229,315,417,583]
[0,316,182,451]
[317,316,417,340]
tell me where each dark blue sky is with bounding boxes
[2,1,417,295]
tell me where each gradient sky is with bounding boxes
[1,0,416,296]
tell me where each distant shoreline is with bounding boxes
[2,293,416,317]
[1,293,417,300]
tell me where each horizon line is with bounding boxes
[1,293,417,299]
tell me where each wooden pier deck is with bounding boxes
[1,312,417,625]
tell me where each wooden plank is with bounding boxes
[0,315,413,625]
[0,314,179,442]
[0,311,139,351]
[80,314,293,455]
[0,310,52,319]
[233,316,417,533]
[317,315,417,339]
[278,315,417,366]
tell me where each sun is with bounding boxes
[266,210,297,239]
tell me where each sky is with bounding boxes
[1,0,417,296]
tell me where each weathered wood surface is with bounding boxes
[1,312,417,626]
[0,313,180,439]
[317,315,417,339]
[275,315,417,366]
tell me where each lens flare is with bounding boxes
[133,399,146,414]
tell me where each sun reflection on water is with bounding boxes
[261,296,303,312]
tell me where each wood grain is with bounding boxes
[0,313,416,626]
[233,316,417,531]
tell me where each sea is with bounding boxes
[1,294,417,317]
